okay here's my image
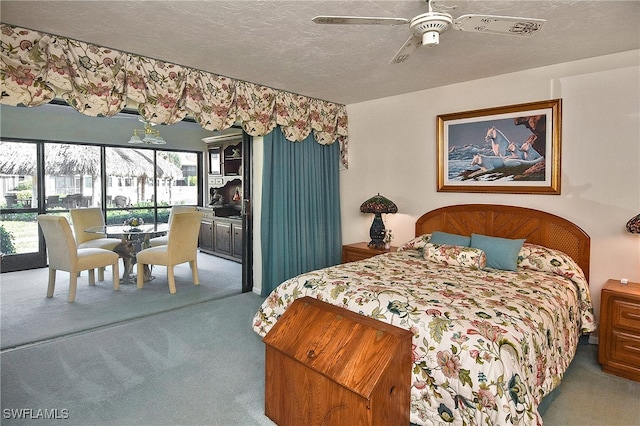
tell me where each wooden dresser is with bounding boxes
[598,279,640,382]
[262,297,412,425]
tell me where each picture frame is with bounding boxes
[437,99,561,194]
[208,147,221,175]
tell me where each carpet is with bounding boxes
[1,252,242,350]
[2,287,639,425]
[1,292,274,426]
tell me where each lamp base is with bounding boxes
[368,240,386,250]
[368,213,386,250]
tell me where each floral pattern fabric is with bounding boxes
[47,35,127,117]
[423,242,487,269]
[0,25,55,106]
[253,246,595,426]
[0,24,349,168]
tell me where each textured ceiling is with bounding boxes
[1,1,639,105]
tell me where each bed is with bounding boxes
[253,204,596,425]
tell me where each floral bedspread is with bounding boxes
[253,244,595,425]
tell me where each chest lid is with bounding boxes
[263,296,412,399]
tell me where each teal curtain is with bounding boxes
[261,126,342,296]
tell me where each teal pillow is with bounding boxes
[470,233,525,271]
[429,231,471,247]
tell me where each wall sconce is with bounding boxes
[128,121,166,145]
[360,193,397,249]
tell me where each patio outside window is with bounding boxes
[0,140,201,272]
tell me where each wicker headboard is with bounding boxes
[415,204,591,282]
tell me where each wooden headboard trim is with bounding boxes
[415,204,590,282]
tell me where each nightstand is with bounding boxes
[598,279,640,382]
[342,242,397,263]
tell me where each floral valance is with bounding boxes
[0,24,349,167]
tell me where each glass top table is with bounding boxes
[85,223,170,283]
[85,223,170,237]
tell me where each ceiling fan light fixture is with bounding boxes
[411,13,452,32]
[422,31,440,47]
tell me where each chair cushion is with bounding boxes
[76,248,119,271]
[78,237,122,250]
[136,246,170,265]
[149,235,168,247]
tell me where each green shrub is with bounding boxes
[16,190,32,200]
[14,181,33,191]
[0,225,16,255]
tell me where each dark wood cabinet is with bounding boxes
[263,296,412,426]
[197,208,242,262]
[206,138,243,209]
[222,142,242,176]
[214,220,232,256]
[232,222,243,259]
[199,219,214,253]
[599,279,640,382]
[204,133,252,292]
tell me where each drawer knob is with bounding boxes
[307,349,317,359]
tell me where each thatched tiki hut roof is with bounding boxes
[47,144,102,176]
[0,142,182,180]
[0,142,38,175]
[1,141,183,205]
[108,149,183,202]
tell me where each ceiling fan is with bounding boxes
[312,0,545,64]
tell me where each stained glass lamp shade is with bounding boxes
[627,213,640,234]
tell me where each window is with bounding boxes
[0,140,202,268]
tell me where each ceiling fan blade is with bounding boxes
[390,36,422,64]
[454,14,545,36]
[312,16,409,26]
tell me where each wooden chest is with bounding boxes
[262,296,412,426]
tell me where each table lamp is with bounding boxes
[626,213,640,234]
[360,193,397,249]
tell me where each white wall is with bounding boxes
[251,136,264,295]
[340,50,640,319]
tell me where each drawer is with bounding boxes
[610,329,640,368]
[611,298,640,331]
[342,251,373,263]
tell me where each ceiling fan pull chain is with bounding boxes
[431,1,457,13]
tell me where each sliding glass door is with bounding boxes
[0,141,44,271]
[0,140,202,273]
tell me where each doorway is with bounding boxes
[200,130,253,293]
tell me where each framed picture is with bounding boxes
[208,147,221,175]
[437,99,561,194]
